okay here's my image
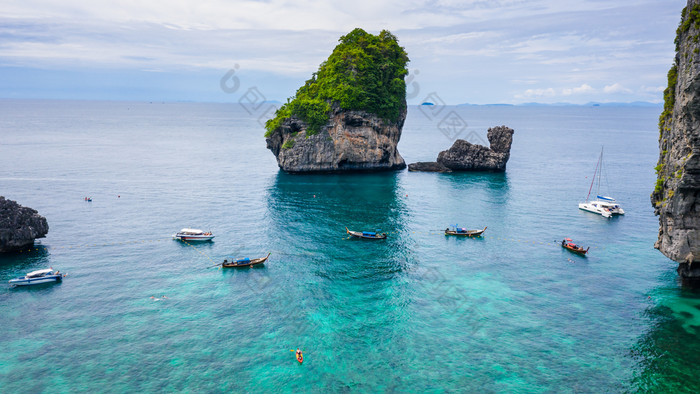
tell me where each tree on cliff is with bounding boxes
[265,28,409,137]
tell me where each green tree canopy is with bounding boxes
[265,28,409,137]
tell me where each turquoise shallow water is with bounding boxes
[1,100,699,392]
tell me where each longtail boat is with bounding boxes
[222,252,270,268]
[346,227,387,239]
[444,226,487,237]
[561,239,589,255]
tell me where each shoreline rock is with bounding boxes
[408,126,514,172]
[0,196,49,253]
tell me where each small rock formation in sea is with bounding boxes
[652,0,700,282]
[265,28,408,173]
[408,126,514,172]
[0,196,49,253]
[407,161,452,172]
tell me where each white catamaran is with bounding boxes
[578,147,624,218]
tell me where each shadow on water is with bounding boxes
[264,171,418,365]
[266,172,416,279]
[219,263,268,275]
[172,240,216,249]
[629,282,700,392]
[435,170,510,192]
[443,234,486,243]
[0,247,51,275]
[426,171,511,233]
[435,171,510,211]
[9,281,63,292]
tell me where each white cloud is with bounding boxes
[510,79,540,85]
[0,0,668,35]
[0,0,686,103]
[421,32,494,45]
[603,83,632,93]
[641,85,665,93]
[509,34,581,54]
[562,84,595,95]
[515,87,557,99]
[514,83,597,100]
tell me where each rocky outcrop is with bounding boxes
[266,104,406,173]
[407,126,514,172]
[652,0,700,281]
[408,161,452,172]
[0,196,49,252]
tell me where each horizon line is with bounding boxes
[0,97,664,107]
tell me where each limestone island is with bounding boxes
[408,126,514,172]
[652,0,700,282]
[265,28,409,173]
[0,196,49,253]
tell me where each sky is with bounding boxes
[0,0,686,104]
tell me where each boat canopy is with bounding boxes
[179,228,204,234]
[362,232,376,236]
[26,269,53,278]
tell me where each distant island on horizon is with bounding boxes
[0,97,664,108]
[453,101,662,107]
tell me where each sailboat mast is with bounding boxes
[597,147,603,197]
[586,147,603,202]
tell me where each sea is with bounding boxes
[0,99,698,393]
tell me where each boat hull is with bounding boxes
[348,232,387,239]
[9,275,62,286]
[346,227,387,239]
[222,253,270,268]
[174,235,215,242]
[445,227,487,237]
[563,245,589,255]
[578,202,624,218]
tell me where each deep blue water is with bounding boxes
[1,100,699,392]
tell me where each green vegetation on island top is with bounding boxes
[676,4,700,49]
[663,3,700,134]
[265,28,409,138]
[656,4,696,194]
[659,64,677,135]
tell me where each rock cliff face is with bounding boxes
[652,0,700,281]
[408,126,514,172]
[0,196,49,252]
[266,104,406,173]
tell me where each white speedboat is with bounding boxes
[9,268,64,286]
[173,228,215,242]
[579,147,624,218]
